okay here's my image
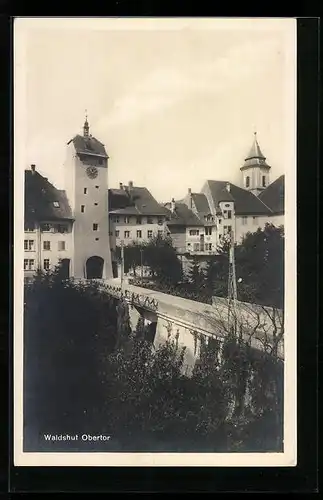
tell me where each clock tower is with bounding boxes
[64,115,113,279]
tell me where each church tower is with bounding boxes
[240,133,271,196]
[64,114,113,279]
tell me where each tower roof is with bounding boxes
[240,133,271,171]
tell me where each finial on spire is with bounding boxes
[83,109,89,137]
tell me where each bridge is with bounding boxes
[77,277,284,375]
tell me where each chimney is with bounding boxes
[31,164,36,175]
[128,180,133,189]
[188,187,193,209]
[226,182,230,193]
[119,182,123,190]
[171,197,176,213]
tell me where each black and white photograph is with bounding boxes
[14,17,297,467]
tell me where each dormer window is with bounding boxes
[53,201,60,208]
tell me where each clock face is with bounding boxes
[86,166,98,179]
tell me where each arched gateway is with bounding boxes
[86,256,104,279]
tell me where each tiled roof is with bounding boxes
[25,170,73,223]
[109,186,169,216]
[191,193,211,216]
[206,180,272,216]
[165,202,204,227]
[68,134,108,158]
[258,175,285,214]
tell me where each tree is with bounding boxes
[143,234,182,284]
[186,258,205,293]
[207,224,284,308]
[23,264,131,449]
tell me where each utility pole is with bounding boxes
[140,248,143,285]
[120,240,124,290]
[227,228,238,335]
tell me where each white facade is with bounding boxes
[24,221,74,278]
[110,214,167,247]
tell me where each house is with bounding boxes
[24,165,74,280]
[109,181,169,250]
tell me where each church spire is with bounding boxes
[83,110,89,137]
[245,131,266,161]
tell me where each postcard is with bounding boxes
[14,17,297,467]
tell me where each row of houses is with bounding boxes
[23,119,284,280]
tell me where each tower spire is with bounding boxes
[83,109,89,137]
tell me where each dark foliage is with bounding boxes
[116,234,183,284]
[24,265,283,452]
[205,223,285,308]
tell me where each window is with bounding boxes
[24,240,34,251]
[147,217,153,224]
[124,216,130,223]
[158,230,163,237]
[114,216,120,223]
[43,241,51,251]
[205,243,212,251]
[205,227,212,236]
[56,224,68,233]
[147,230,153,238]
[253,216,258,225]
[124,230,130,238]
[189,229,199,236]
[225,204,230,208]
[262,176,266,187]
[219,234,222,240]
[93,223,99,231]
[94,203,98,206]
[242,216,248,225]
[95,238,99,241]
[58,241,66,251]
[205,214,213,222]
[24,259,35,271]
[53,201,60,208]
[193,243,200,252]
[157,218,164,225]
[136,217,142,225]
[109,231,113,236]
[84,188,87,194]
[115,230,119,238]
[41,223,52,232]
[227,210,232,219]
[137,230,142,238]
[246,176,250,188]
[81,205,85,213]
[224,225,232,235]
[43,259,50,271]
[95,186,99,189]
[218,219,222,225]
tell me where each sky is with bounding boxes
[16,18,296,202]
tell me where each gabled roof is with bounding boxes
[165,202,204,227]
[109,186,169,216]
[68,134,108,158]
[25,170,73,223]
[191,193,212,216]
[206,180,272,216]
[258,175,285,214]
